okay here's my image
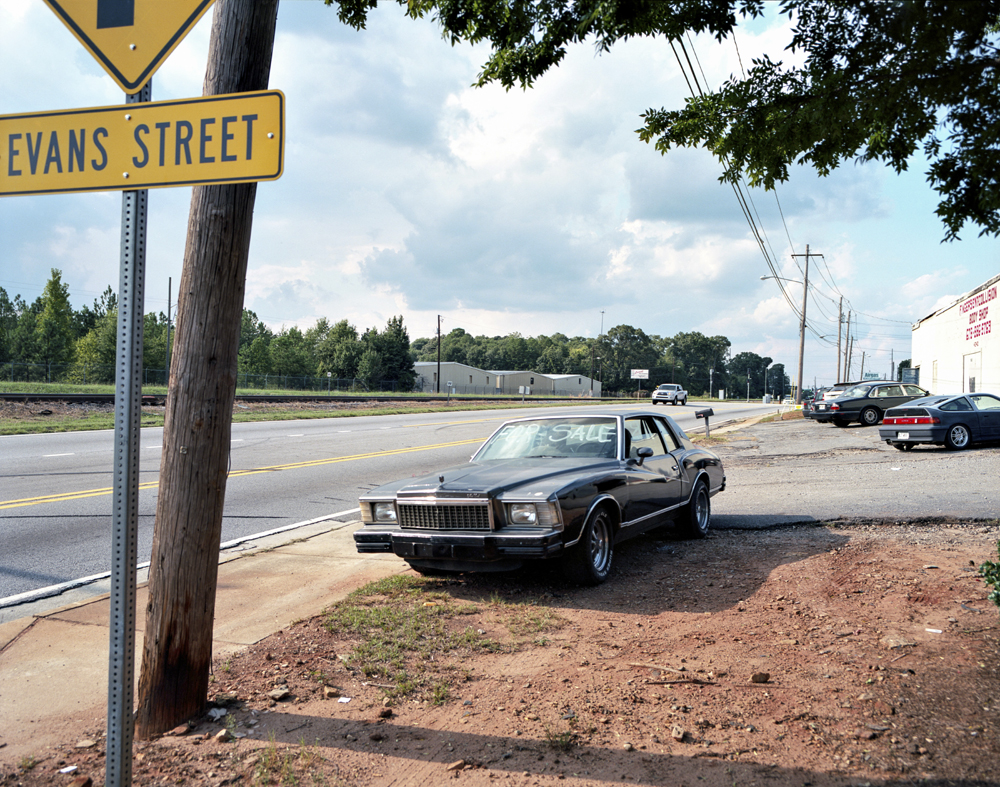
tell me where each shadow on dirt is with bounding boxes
[411,525,851,617]
[248,709,999,787]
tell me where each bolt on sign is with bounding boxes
[0,91,285,197]
[43,0,216,94]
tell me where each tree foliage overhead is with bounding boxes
[329,0,1000,240]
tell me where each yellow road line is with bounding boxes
[0,437,484,511]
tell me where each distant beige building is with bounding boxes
[413,362,600,396]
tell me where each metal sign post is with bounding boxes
[106,80,151,787]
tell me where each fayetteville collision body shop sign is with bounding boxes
[963,284,996,344]
[0,91,284,196]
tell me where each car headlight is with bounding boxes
[508,503,537,525]
[506,501,561,527]
[374,502,397,523]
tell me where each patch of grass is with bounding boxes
[544,728,576,752]
[251,738,332,787]
[18,755,37,772]
[323,575,563,703]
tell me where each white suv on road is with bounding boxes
[652,383,687,406]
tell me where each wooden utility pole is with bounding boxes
[835,296,843,384]
[843,310,852,380]
[790,245,822,404]
[436,315,441,393]
[136,0,279,739]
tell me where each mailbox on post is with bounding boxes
[695,407,714,437]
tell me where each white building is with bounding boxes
[413,362,601,396]
[911,272,999,393]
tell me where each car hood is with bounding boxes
[368,458,620,500]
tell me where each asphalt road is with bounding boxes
[0,399,766,603]
[710,416,1000,528]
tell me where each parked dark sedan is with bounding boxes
[809,381,929,426]
[354,412,726,585]
[878,393,1000,450]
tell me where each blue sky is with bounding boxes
[1,0,997,388]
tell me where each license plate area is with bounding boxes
[898,432,910,440]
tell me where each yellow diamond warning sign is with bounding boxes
[43,0,216,94]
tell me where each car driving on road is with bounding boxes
[878,392,1000,450]
[354,411,725,585]
[652,383,687,406]
[809,381,929,427]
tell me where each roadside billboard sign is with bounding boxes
[631,369,649,379]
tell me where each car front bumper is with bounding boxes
[354,527,566,563]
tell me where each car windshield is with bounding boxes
[841,384,873,398]
[474,417,618,460]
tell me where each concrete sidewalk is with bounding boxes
[0,518,402,762]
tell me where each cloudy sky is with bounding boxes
[1,0,997,388]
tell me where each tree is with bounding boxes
[368,316,416,390]
[315,319,362,379]
[356,346,385,388]
[34,269,75,366]
[0,288,16,363]
[136,0,280,739]
[727,351,772,398]
[596,324,659,393]
[269,326,316,380]
[69,309,118,384]
[375,0,1000,240]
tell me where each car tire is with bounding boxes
[860,406,882,426]
[678,480,710,539]
[944,424,972,451]
[563,507,613,586]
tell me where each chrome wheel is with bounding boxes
[564,508,614,585]
[945,424,971,450]
[680,481,710,539]
[860,407,881,426]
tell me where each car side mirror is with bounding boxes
[633,446,654,466]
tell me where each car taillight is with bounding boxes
[883,416,940,425]
[830,403,839,411]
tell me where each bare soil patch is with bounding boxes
[5,521,999,787]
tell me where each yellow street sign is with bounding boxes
[43,0,216,94]
[0,90,284,197]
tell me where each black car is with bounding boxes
[809,381,929,426]
[878,393,1000,450]
[354,412,726,585]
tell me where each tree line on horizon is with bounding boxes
[1,269,791,396]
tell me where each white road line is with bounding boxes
[0,507,362,611]
[43,453,74,457]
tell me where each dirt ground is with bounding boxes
[4,518,999,787]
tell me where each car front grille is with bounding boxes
[398,502,492,531]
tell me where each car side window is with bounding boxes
[877,385,903,398]
[971,394,1000,411]
[624,417,667,459]
[651,417,680,451]
[903,385,925,396]
[941,398,973,411]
